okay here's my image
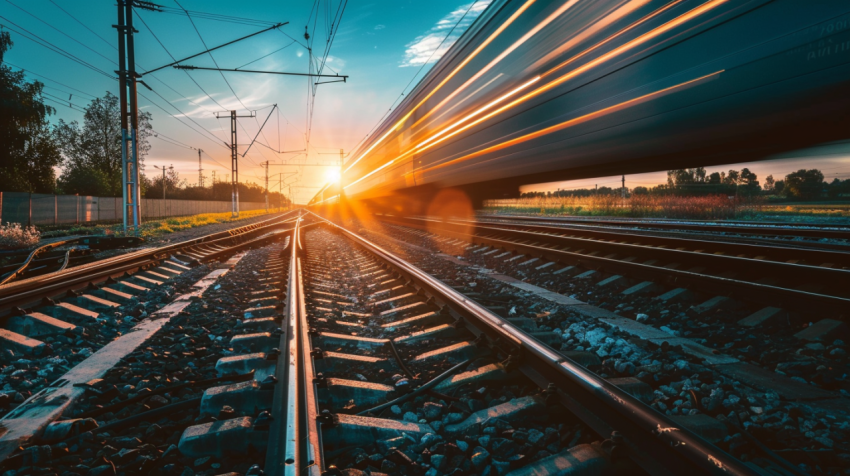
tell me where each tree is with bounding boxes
[55,92,152,196]
[0,32,62,193]
[706,172,722,185]
[763,174,775,192]
[723,169,740,185]
[774,180,785,195]
[827,178,850,199]
[632,186,649,195]
[739,168,760,195]
[784,169,824,200]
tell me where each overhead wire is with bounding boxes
[47,0,118,51]
[5,0,116,66]
[0,16,115,79]
[173,0,276,168]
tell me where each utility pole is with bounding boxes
[154,165,173,200]
[216,110,255,217]
[622,174,626,208]
[198,149,203,188]
[115,0,161,234]
[211,170,216,199]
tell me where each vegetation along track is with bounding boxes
[476,215,850,242]
[0,210,298,468]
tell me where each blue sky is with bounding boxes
[3,0,848,201]
[1,0,490,202]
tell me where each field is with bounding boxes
[484,196,850,223]
[39,208,282,241]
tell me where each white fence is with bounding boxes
[0,191,269,226]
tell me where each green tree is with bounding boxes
[739,168,760,195]
[0,32,62,193]
[763,174,775,192]
[54,92,152,196]
[784,169,824,200]
[706,172,722,185]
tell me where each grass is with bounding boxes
[484,196,850,223]
[39,208,287,241]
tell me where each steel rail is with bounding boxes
[429,218,850,285]
[379,215,850,315]
[453,218,850,268]
[483,214,850,240]
[0,239,77,285]
[267,211,301,475]
[0,211,300,312]
[305,211,757,476]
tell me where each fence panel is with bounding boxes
[2,192,276,226]
[57,195,79,225]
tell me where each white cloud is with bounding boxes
[374,24,386,30]
[400,1,491,68]
[324,55,346,70]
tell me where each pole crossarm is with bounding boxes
[243,105,277,157]
[173,65,347,80]
[143,22,287,75]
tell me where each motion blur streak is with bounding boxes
[343,126,399,174]
[395,0,728,165]
[342,0,537,175]
[420,70,724,174]
[409,0,583,131]
[344,158,396,190]
[536,0,681,77]
[416,75,541,150]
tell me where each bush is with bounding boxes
[0,222,41,249]
[484,195,766,220]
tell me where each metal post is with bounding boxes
[115,0,129,234]
[231,110,239,217]
[125,1,141,233]
[75,194,79,224]
[28,192,32,226]
[198,149,203,188]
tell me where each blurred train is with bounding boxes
[310,0,850,213]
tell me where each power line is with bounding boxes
[47,0,118,52]
[0,16,115,79]
[235,40,297,69]
[3,62,97,99]
[6,0,116,65]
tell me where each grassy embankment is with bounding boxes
[484,196,850,223]
[39,208,283,241]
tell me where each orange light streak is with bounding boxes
[345,0,726,191]
[410,0,583,131]
[344,159,396,190]
[420,70,723,175]
[341,0,537,176]
[416,75,541,150]
[405,0,727,155]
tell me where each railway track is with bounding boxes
[0,211,298,465]
[4,209,847,475]
[258,212,758,476]
[372,215,850,317]
[338,214,850,473]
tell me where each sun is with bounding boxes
[326,168,341,183]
